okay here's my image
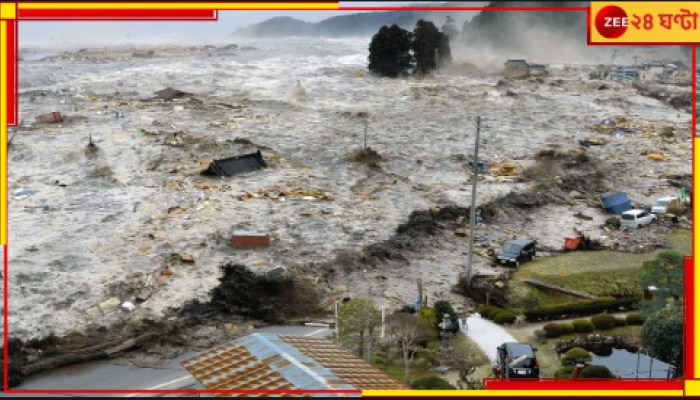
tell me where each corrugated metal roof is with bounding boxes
[181,333,407,396]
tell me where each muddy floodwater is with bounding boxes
[7,37,692,341]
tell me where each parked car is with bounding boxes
[620,209,657,228]
[497,342,540,378]
[495,239,536,268]
[651,195,679,215]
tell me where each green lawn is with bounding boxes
[509,230,690,308]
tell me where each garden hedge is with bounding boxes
[591,313,617,330]
[494,311,517,325]
[625,312,644,325]
[523,297,640,321]
[572,319,595,333]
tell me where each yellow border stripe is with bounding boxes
[687,380,700,396]
[0,3,16,20]
[363,390,684,397]
[0,20,6,246]
[695,121,700,379]
[17,3,339,10]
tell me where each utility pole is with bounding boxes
[611,50,617,66]
[334,301,340,338]
[363,115,368,150]
[633,55,640,66]
[466,116,481,288]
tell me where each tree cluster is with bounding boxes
[368,18,452,78]
[336,298,483,386]
[638,250,685,378]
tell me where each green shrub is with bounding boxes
[554,366,574,378]
[418,307,438,331]
[480,306,502,320]
[626,312,644,325]
[572,319,595,333]
[559,323,575,335]
[410,376,457,390]
[615,317,627,327]
[544,323,563,338]
[591,313,616,330]
[561,347,592,367]
[434,300,460,333]
[581,365,616,378]
[494,311,517,325]
[523,297,640,322]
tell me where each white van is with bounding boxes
[651,196,679,215]
[620,209,657,228]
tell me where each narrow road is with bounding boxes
[462,313,517,364]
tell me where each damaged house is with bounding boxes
[154,87,194,101]
[504,59,529,77]
[206,150,268,177]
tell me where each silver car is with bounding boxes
[620,209,657,228]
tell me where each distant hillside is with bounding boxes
[458,1,589,50]
[231,4,485,38]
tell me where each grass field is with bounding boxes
[509,229,690,308]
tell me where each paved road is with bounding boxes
[463,313,517,364]
[7,324,332,397]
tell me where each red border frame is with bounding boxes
[17,9,218,20]
[2,3,695,396]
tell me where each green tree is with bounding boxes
[410,376,457,390]
[412,19,443,76]
[373,342,393,372]
[436,31,452,69]
[385,312,432,383]
[440,15,460,42]
[337,298,381,362]
[368,24,413,78]
[581,365,616,378]
[433,300,459,334]
[561,347,592,367]
[639,250,684,318]
[417,307,438,334]
[641,306,683,377]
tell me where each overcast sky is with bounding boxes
[18,2,414,45]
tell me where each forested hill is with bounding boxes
[231,13,427,38]
[458,1,590,49]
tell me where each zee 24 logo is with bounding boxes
[595,4,699,39]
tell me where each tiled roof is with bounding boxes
[181,333,409,397]
[280,336,409,390]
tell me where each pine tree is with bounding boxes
[368,24,413,78]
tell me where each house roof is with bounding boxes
[207,150,268,177]
[505,59,527,65]
[181,333,409,396]
[154,86,194,100]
